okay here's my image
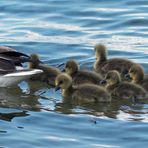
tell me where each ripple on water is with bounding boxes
[0,0,148,147]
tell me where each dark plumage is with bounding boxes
[0,46,30,67]
[0,47,43,87]
[64,60,103,86]
[55,73,111,103]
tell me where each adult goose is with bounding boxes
[0,46,31,66]
[0,46,43,87]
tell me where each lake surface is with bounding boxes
[0,0,148,147]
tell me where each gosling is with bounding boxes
[29,54,61,86]
[64,60,103,86]
[128,64,148,91]
[55,73,111,103]
[94,43,135,78]
[102,70,148,100]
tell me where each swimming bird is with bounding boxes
[29,54,61,86]
[0,57,43,87]
[93,43,135,78]
[55,73,111,103]
[0,46,31,66]
[127,64,148,91]
[63,60,103,86]
[101,70,148,100]
[0,47,43,87]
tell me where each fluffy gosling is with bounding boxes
[55,73,111,103]
[102,70,148,100]
[29,54,61,86]
[94,43,135,79]
[64,60,103,86]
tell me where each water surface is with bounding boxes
[0,0,148,147]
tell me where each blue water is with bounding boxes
[0,0,148,147]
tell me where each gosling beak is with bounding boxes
[122,69,128,75]
[55,86,60,91]
[125,74,132,80]
[100,80,107,85]
[62,69,65,72]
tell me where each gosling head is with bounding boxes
[64,60,79,75]
[29,54,42,68]
[129,64,144,83]
[55,73,72,90]
[94,43,107,62]
[104,70,121,86]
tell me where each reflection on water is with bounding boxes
[0,86,41,110]
[1,0,148,147]
[0,109,28,122]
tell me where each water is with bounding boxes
[0,0,148,147]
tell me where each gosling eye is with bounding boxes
[59,80,63,85]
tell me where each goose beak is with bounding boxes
[55,86,60,91]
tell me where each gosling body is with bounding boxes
[29,54,61,86]
[103,70,148,100]
[55,73,111,103]
[94,44,135,78]
[64,60,103,86]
